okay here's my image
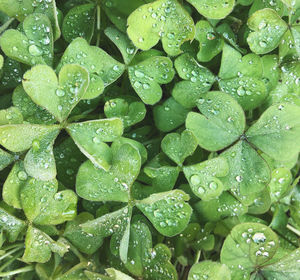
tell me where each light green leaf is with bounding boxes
[247,8,288,54]
[0,207,26,242]
[128,55,175,105]
[161,130,197,165]
[220,140,271,195]
[0,54,3,70]
[20,178,77,225]
[183,157,229,200]
[187,0,235,19]
[0,106,22,125]
[0,13,53,66]
[194,20,224,62]
[23,64,89,122]
[188,261,231,280]
[76,143,141,202]
[62,4,96,43]
[153,97,189,132]
[105,26,137,65]
[136,190,192,237]
[23,226,68,263]
[186,91,246,151]
[105,268,135,280]
[127,0,195,56]
[24,128,60,181]
[220,223,279,280]
[0,124,59,152]
[172,53,216,108]
[246,103,300,161]
[67,118,123,170]
[0,148,14,171]
[58,38,125,99]
[3,162,28,209]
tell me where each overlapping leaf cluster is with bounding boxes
[0,0,299,279]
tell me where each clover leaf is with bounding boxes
[0,148,14,171]
[0,13,53,66]
[23,64,89,122]
[128,55,175,105]
[172,53,216,108]
[127,0,195,56]
[188,261,231,280]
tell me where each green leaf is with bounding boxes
[247,8,288,54]
[0,124,59,152]
[76,143,141,202]
[136,190,192,237]
[246,103,300,161]
[194,20,224,62]
[0,57,23,89]
[188,261,231,280]
[153,97,189,132]
[104,98,146,128]
[23,226,68,263]
[3,161,28,209]
[220,140,271,195]
[0,106,23,125]
[0,54,3,70]
[0,206,26,242]
[220,223,279,280]
[127,0,195,56]
[62,4,96,43]
[67,118,124,170]
[63,212,104,255]
[23,64,89,122]
[128,55,175,105]
[105,268,135,280]
[58,38,125,99]
[194,191,248,222]
[183,157,229,200]
[261,248,300,279]
[20,178,77,225]
[172,53,216,108]
[0,148,14,171]
[0,13,53,66]
[24,128,60,181]
[186,91,246,151]
[161,130,197,165]
[104,26,137,65]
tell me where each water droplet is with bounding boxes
[252,232,266,243]
[190,174,201,185]
[18,171,28,181]
[134,69,145,78]
[93,137,101,144]
[56,88,65,97]
[28,45,42,56]
[259,41,267,48]
[236,175,243,182]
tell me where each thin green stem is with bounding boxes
[0,246,23,261]
[0,18,14,34]
[0,265,34,277]
[194,250,201,264]
[0,251,23,272]
[96,5,101,47]
[287,224,300,237]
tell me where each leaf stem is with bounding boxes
[194,250,201,264]
[96,5,101,47]
[0,246,23,261]
[0,265,34,277]
[0,251,23,272]
[0,18,14,34]
[286,224,300,237]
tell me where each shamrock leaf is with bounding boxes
[183,157,229,200]
[62,3,96,43]
[187,0,235,19]
[247,8,288,54]
[76,143,141,202]
[188,261,231,280]
[194,20,224,62]
[20,178,77,225]
[186,91,246,151]
[127,0,195,56]
[220,140,271,196]
[0,148,14,171]
[0,57,23,89]
[220,223,279,280]
[161,130,197,165]
[0,13,53,66]
[23,226,68,263]
[24,128,60,181]
[23,64,89,122]
[66,118,124,170]
[0,124,59,152]
[136,190,192,237]
[104,97,146,128]
[246,103,300,161]
[172,53,216,108]
[154,97,189,132]
[57,38,125,99]
[0,0,60,40]
[85,269,134,280]
[0,206,26,242]
[63,212,104,255]
[128,55,175,105]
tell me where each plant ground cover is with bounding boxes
[0,0,299,279]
